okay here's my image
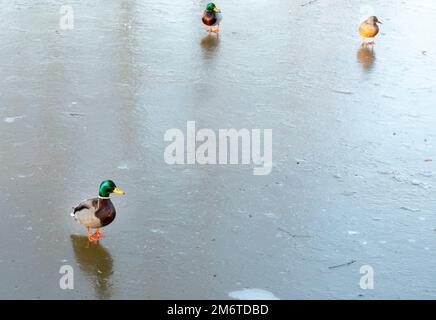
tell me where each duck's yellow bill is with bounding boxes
[213,7,220,13]
[113,188,125,195]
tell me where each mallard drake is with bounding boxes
[70,180,125,242]
[359,16,382,46]
[202,3,222,33]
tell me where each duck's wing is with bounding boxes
[71,198,102,228]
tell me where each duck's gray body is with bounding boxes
[214,12,222,25]
[71,197,116,229]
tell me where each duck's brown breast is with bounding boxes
[202,12,217,26]
[95,198,116,227]
[359,23,379,38]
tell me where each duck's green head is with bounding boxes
[99,180,125,198]
[206,3,220,13]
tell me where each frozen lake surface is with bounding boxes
[1,0,436,299]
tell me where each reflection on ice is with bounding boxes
[200,34,220,56]
[70,235,114,300]
[357,45,376,71]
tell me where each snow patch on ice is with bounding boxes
[150,229,164,234]
[229,288,279,300]
[17,173,33,179]
[4,116,24,123]
[117,163,129,170]
[263,212,278,219]
[400,206,420,212]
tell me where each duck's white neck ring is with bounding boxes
[98,196,110,199]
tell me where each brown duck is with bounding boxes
[359,16,382,45]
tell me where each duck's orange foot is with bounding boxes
[86,228,104,242]
[208,26,213,33]
[213,26,220,33]
[88,234,99,242]
[92,229,104,239]
[86,227,97,242]
[362,41,375,46]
